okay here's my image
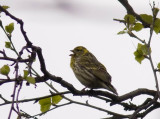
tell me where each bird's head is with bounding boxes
[70,46,88,57]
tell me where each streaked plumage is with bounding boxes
[70,46,118,95]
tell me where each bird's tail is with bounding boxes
[106,84,118,95]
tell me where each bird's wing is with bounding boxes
[79,53,112,84]
[91,64,112,83]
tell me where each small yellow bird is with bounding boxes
[70,46,118,95]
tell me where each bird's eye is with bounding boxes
[76,49,81,52]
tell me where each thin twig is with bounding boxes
[117,0,150,28]
[129,95,158,119]
[0,20,19,55]
[128,31,145,43]
[46,82,130,118]
[146,3,160,99]
[16,81,23,117]
[8,81,17,119]
[0,5,32,46]
[31,102,72,118]
[8,61,19,119]
[138,102,160,118]
[0,91,70,106]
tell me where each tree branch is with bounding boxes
[0,91,70,106]
[0,5,32,46]
[0,3,159,119]
[130,95,158,119]
[117,0,150,28]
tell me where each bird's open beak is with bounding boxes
[69,50,74,56]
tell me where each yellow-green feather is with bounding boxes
[70,46,118,95]
[70,56,75,69]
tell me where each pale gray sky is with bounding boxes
[0,0,160,118]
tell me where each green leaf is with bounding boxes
[23,70,29,79]
[17,115,21,119]
[157,63,160,70]
[137,43,151,55]
[154,18,160,34]
[0,65,10,76]
[2,6,10,10]
[137,43,143,50]
[123,27,127,30]
[140,44,151,55]
[153,7,159,17]
[154,27,160,34]
[5,42,11,48]
[140,14,153,24]
[52,95,63,105]
[39,97,51,113]
[5,23,14,34]
[155,18,160,27]
[124,14,135,24]
[134,43,151,64]
[133,23,144,32]
[26,76,35,84]
[117,30,126,35]
[0,6,9,13]
[134,50,144,64]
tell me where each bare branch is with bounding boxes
[130,95,158,119]
[117,0,150,28]
[0,91,70,106]
[0,5,32,46]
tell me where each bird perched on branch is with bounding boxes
[70,46,118,95]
